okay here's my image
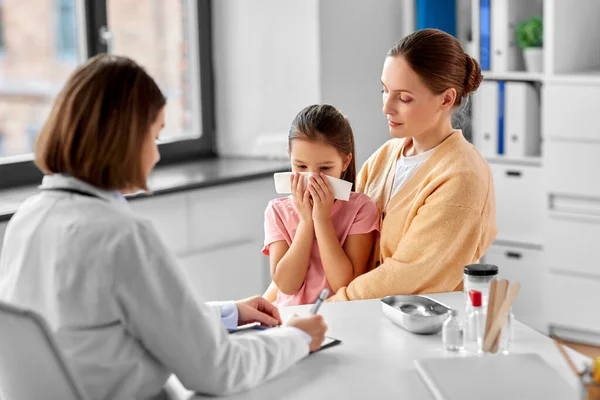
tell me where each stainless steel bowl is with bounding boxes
[381,295,452,335]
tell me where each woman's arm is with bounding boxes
[114,221,310,396]
[329,204,484,301]
[269,220,314,295]
[328,168,497,303]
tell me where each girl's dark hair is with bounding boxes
[288,104,356,190]
[388,28,483,107]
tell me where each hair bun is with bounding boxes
[464,55,483,96]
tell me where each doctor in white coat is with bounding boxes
[0,54,327,400]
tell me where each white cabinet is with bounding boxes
[128,177,276,301]
[483,243,547,333]
[182,178,275,300]
[543,83,600,141]
[546,212,600,278]
[545,141,600,199]
[187,179,275,253]
[432,0,600,346]
[490,163,545,246]
[547,273,600,345]
[178,240,269,302]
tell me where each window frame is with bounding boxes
[0,0,216,190]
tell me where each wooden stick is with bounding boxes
[484,280,498,344]
[552,335,583,377]
[491,280,508,353]
[483,282,520,352]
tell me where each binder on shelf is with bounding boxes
[504,82,541,158]
[490,0,542,72]
[472,80,501,157]
[415,0,457,36]
[479,0,491,70]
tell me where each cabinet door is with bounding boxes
[490,163,545,246]
[128,193,189,255]
[188,178,276,253]
[177,240,270,302]
[546,211,600,278]
[547,273,600,341]
[543,83,600,142]
[546,141,600,199]
[483,244,547,334]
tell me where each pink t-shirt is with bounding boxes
[262,192,380,307]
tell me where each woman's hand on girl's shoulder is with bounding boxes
[309,173,334,222]
[291,172,313,222]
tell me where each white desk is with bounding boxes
[169,292,590,400]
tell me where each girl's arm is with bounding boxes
[309,174,376,293]
[262,281,279,302]
[269,220,314,295]
[268,173,315,295]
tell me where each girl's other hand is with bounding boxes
[291,172,313,222]
[309,173,334,222]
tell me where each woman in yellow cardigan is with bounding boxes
[326,28,498,301]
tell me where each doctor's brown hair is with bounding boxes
[35,54,166,192]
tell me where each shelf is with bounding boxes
[482,71,545,82]
[485,155,543,167]
[544,69,600,85]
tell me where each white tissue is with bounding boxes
[273,172,352,201]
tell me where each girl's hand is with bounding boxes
[309,173,334,222]
[291,173,313,222]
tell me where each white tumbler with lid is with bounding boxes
[463,264,498,314]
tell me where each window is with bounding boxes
[107,0,201,142]
[0,0,214,189]
[57,0,78,60]
[0,1,81,162]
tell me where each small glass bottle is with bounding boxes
[442,309,465,352]
[498,308,515,355]
[467,290,486,353]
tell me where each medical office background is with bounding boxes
[0,0,598,352]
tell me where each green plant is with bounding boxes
[517,16,543,48]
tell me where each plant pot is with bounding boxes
[523,47,543,73]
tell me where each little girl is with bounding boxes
[262,104,380,306]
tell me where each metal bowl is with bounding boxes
[381,295,452,335]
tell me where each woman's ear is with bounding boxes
[441,87,457,110]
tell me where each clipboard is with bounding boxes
[230,324,342,353]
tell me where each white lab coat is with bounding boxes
[0,174,308,400]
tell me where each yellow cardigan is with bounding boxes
[328,130,497,302]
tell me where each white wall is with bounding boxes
[212,0,406,166]
[318,0,405,166]
[212,0,321,158]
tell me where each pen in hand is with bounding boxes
[310,288,330,315]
